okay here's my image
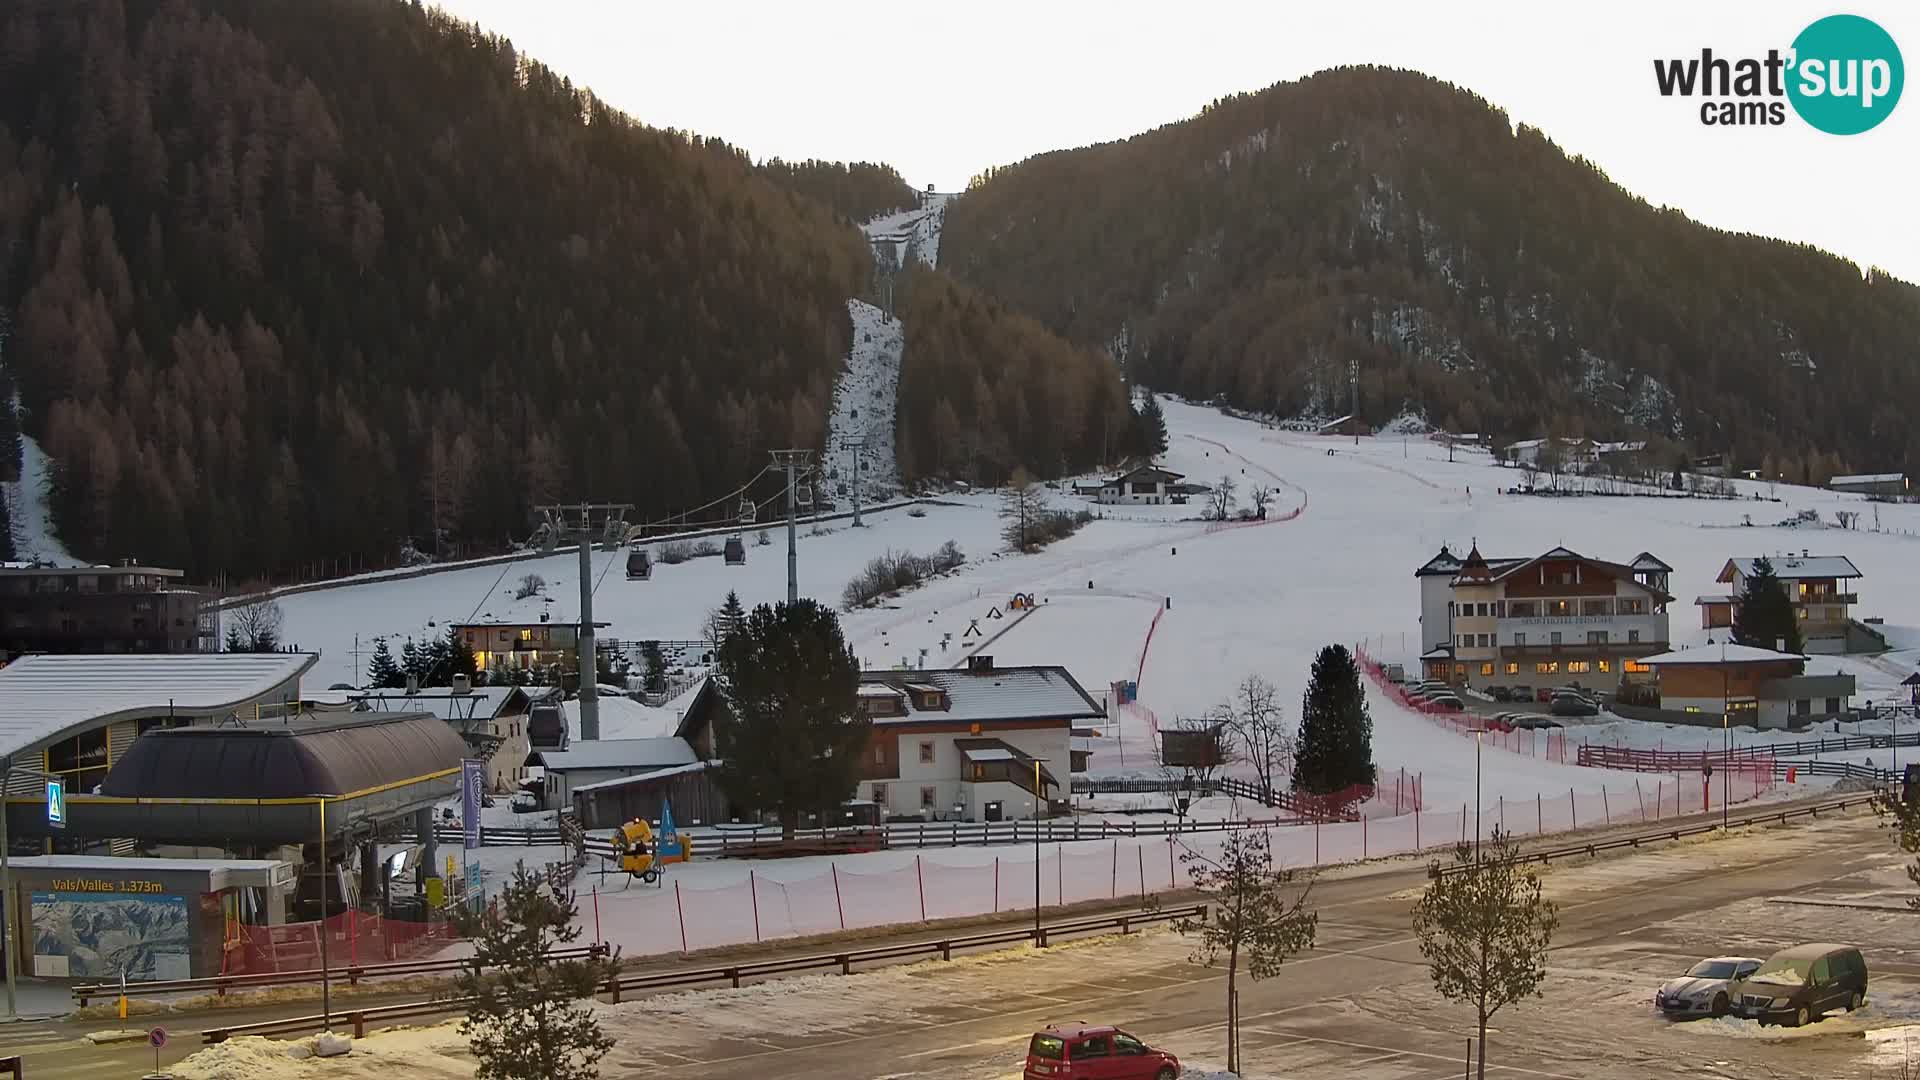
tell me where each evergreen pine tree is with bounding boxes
[452,862,618,1080]
[223,625,245,653]
[1731,556,1803,654]
[445,624,478,682]
[1294,644,1376,794]
[368,638,404,688]
[0,488,14,562]
[718,590,746,644]
[639,640,668,695]
[1135,394,1170,458]
[400,637,429,683]
[713,599,866,838]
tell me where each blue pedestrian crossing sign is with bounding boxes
[46,779,66,829]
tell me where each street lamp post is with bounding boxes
[316,795,332,1032]
[1722,711,1730,830]
[1474,731,1483,863]
[1033,760,1044,946]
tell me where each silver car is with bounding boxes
[1655,956,1762,1018]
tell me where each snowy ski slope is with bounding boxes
[277,395,1920,806]
[822,300,904,502]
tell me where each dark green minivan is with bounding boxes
[1733,943,1868,1027]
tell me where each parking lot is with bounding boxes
[139,806,1915,1079]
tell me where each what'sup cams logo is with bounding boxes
[1654,14,1903,133]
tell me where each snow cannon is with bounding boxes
[611,818,662,885]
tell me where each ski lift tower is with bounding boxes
[536,502,631,742]
[842,435,866,527]
[769,450,816,605]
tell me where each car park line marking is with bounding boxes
[1241,1027,1582,1079]
[900,1032,1037,1059]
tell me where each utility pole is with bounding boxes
[536,503,631,741]
[770,450,814,605]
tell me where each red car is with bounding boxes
[1025,1023,1181,1080]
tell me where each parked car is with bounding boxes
[1534,686,1557,703]
[1486,685,1514,702]
[1025,1024,1181,1080]
[1425,694,1465,712]
[1734,944,1869,1027]
[1514,714,1564,730]
[1655,956,1762,1017]
[1550,692,1599,718]
[1384,663,1408,684]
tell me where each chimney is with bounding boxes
[968,654,994,673]
[405,673,420,696]
[1776,638,1786,653]
[451,673,471,695]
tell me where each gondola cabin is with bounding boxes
[626,547,652,580]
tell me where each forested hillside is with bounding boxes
[0,0,875,579]
[758,159,918,224]
[942,67,1920,479]
[892,267,1131,486]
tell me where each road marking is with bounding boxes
[1241,1027,1583,1079]
[900,1032,1035,1059]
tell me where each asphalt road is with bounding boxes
[8,803,1912,1079]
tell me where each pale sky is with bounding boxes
[433,1,1918,283]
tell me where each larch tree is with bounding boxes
[1411,829,1559,1080]
[1175,829,1318,1074]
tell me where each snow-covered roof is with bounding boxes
[531,737,698,772]
[0,652,317,760]
[350,685,527,721]
[1720,555,1862,582]
[1630,552,1674,572]
[857,684,903,698]
[1830,472,1904,486]
[1414,545,1463,578]
[1693,594,1738,605]
[865,666,1103,726]
[570,760,710,794]
[1638,643,1807,666]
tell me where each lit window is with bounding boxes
[1598,660,1612,673]
[1567,661,1591,674]
[1535,661,1559,674]
[1624,660,1650,674]
[1454,664,1467,677]
[1480,663,1494,676]
[1505,662,1520,675]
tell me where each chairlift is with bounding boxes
[538,520,558,554]
[796,482,814,509]
[724,535,747,566]
[626,547,653,581]
[737,497,757,525]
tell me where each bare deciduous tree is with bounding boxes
[1208,473,1238,520]
[224,598,284,652]
[1248,484,1273,517]
[1211,674,1294,803]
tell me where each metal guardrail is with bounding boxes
[1434,795,1877,878]
[201,903,1207,1044]
[72,945,611,1007]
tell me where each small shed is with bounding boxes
[570,761,727,830]
[530,737,699,807]
[1829,473,1909,498]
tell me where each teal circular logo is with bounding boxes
[1787,14,1904,134]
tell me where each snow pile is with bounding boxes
[823,299,903,501]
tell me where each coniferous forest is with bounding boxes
[941,67,1920,480]
[892,266,1131,487]
[0,0,882,579]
